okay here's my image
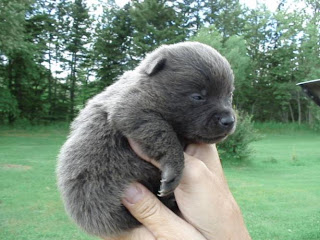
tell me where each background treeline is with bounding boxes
[1,0,319,125]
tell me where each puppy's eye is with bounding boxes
[190,93,205,102]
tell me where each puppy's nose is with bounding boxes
[218,115,235,128]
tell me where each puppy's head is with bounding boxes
[139,42,236,144]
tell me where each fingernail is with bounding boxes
[123,183,143,204]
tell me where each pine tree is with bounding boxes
[0,0,31,123]
[205,0,246,44]
[94,2,133,89]
[174,0,206,36]
[63,0,92,120]
[130,0,186,57]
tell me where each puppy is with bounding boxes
[57,42,236,238]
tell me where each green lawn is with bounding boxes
[0,127,96,240]
[224,124,320,240]
[0,124,319,240]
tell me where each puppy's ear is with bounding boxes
[144,56,167,76]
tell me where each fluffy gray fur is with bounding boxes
[57,42,236,238]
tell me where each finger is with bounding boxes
[174,153,233,239]
[173,158,219,238]
[185,143,225,179]
[178,153,215,191]
[128,138,160,168]
[180,146,228,197]
[122,182,204,240]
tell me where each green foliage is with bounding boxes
[254,121,318,133]
[308,103,320,131]
[0,85,19,123]
[64,0,92,120]
[205,0,246,43]
[0,0,31,55]
[130,0,186,56]
[0,0,320,125]
[218,111,260,160]
[94,3,133,89]
[190,26,223,50]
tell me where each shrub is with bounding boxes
[218,110,260,161]
[309,103,320,131]
[0,85,19,123]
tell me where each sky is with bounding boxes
[112,0,281,10]
[239,0,306,12]
[87,0,302,20]
[240,0,279,10]
[85,0,308,17]
[115,0,128,7]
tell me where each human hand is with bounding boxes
[103,141,251,240]
[173,143,251,240]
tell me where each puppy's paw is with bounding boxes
[158,166,181,197]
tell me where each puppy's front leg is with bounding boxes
[141,126,184,197]
[117,112,184,196]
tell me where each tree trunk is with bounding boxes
[288,102,295,122]
[48,36,53,120]
[70,52,77,120]
[52,42,59,119]
[308,106,313,125]
[297,90,301,125]
[8,59,15,124]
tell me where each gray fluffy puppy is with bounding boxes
[57,42,236,238]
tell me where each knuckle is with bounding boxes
[185,159,211,182]
[136,196,161,221]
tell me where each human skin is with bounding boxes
[103,141,251,240]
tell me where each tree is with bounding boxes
[205,0,247,44]
[130,0,186,57]
[63,0,92,120]
[25,0,60,121]
[0,0,31,123]
[174,0,206,36]
[2,0,52,123]
[94,2,134,89]
[0,0,31,55]
[241,4,306,122]
[6,50,48,122]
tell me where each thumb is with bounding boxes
[122,183,188,238]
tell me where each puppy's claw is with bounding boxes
[157,191,164,197]
[157,188,173,197]
[158,166,181,197]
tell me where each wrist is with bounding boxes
[222,196,251,240]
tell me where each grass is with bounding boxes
[0,126,96,240]
[223,123,320,240]
[0,123,319,239]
